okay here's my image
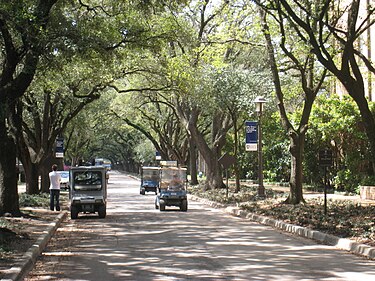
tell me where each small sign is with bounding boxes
[245,121,258,151]
[55,137,64,158]
[219,153,236,170]
[319,149,333,167]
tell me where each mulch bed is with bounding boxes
[0,208,59,276]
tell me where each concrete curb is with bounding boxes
[189,195,375,260]
[1,211,67,281]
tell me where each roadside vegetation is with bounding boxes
[18,193,50,208]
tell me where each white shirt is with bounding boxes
[49,171,61,190]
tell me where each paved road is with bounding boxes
[25,172,375,281]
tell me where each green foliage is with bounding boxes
[19,193,49,208]
[134,139,158,166]
[8,0,374,194]
[237,144,258,179]
[263,112,290,182]
[332,169,360,194]
[360,176,375,186]
[305,95,371,191]
[0,219,10,230]
[64,90,146,171]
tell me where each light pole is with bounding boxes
[254,96,267,198]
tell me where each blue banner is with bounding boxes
[55,137,64,158]
[245,121,258,151]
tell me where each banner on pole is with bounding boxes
[55,137,64,158]
[245,121,258,151]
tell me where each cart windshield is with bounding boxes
[160,168,186,191]
[143,169,160,181]
[73,170,103,191]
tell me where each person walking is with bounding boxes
[49,164,61,211]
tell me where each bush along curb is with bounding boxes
[189,195,375,260]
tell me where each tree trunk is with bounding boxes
[189,137,198,185]
[14,116,40,195]
[285,131,305,204]
[10,102,40,195]
[194,137,225,190]
[233,114,240,193]
[180,107,225,190]
[40,166,50,193]
[0,110,20,216]
[205,156,225,190]
[275,0,375,175]
[24,162,40,195]
[345,83,375,175]
[259,7,321,204]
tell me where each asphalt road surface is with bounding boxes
[25,171,375,281]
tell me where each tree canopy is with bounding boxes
[0,0,374,214]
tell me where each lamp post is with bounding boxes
[254,96,267,198]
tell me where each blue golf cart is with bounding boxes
[140,166,160,195]
[155,167,188,211]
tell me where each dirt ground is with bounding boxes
[0,208,61,278]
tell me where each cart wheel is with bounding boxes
[160,200,166,211]
[180,199,188,212]
[71,206,78,219]
[98,205,106,218]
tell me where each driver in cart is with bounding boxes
[168,173,183,191]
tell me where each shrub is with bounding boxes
[360,176,375,186]
[19,193,49,208]
[332,169,360,194]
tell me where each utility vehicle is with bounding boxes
[140,166,160,195]
[155,167,188,211]
[69,166,107,219]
